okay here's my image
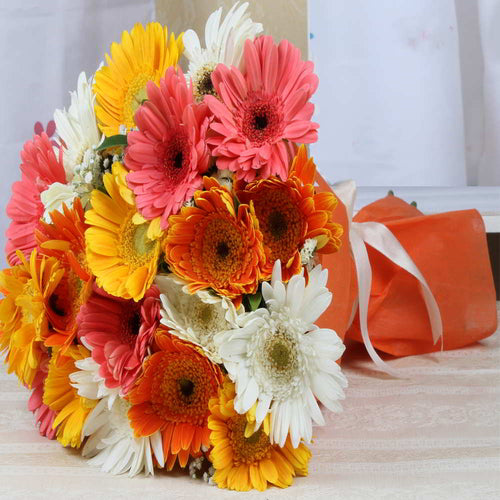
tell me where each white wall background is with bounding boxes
[0,0,154,268]
[310,0,500,187]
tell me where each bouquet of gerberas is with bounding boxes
[0,3,347,491]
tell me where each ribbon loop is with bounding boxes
[333,180,443,376]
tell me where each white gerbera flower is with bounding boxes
[54,71,101,178]
[156,274,240,363]
[215,261,347,448]
[183,1,263,101]
[82,396,164,477]
[54,71,103,206]
[69,356,119,410]
[40,182,77,223]
[70,357,161,476]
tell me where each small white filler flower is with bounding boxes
[183,2,263,101]
[215,260,347,448]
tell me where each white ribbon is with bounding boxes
[333,180,443,376]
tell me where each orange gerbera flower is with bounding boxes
[163,177,267,299]
[208,378,311,491]
[236,145,343,281]
[0,250,64,387]
[36,198,93,347]
[127,334,223,470]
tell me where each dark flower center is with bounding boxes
[120,306,142,345]
[49,293,67,317]
[163,132,190,181]
[254,114,268,130]
[178,378,195,398]
[198,72,215,96]
[128,312,141,336]
[245,427,264,444]
[173,151,183,169]
[216,241,230,259]
[241,97,284,146]
[268,210,287,240]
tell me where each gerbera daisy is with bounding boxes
[127,334,223,470]
[205,36,319,182]
[53,71,104,207]
[54,71,102,178]
[208,377,311,491]
[215,261,347,448]
[156,273,240,363]
[82,396,164,476]
[36,198,93,347]
[6,133,67,265]
[183,2,263,102]
[69,356,119,407]
[37,198,89,276]
[43,345,97,448]
[0,250,64,387]
[77,285,160,395]
[85,162,162,301]
[125,67,211,229]
[28,360,58,439]
[93,22,183,136]
[163,176,267,299]
[40,183,77,223]
[236,145,343,281]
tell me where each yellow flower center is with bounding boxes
[119,215,157,267]
[269,339,292,370]
[228,414,272,465]
[193,63,217,102]
[124,72,154,127]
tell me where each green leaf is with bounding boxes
[387,189,395,196]
[247,291,262,311]
[410,201,418,207]
[95,134,128,152]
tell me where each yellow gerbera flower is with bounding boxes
[85,162,161,301]
[93,22,183,136]
[43,344,96,448]
[208,378,311,491]
[0,250,64,387]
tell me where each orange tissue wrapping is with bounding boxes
[315,173,498,358]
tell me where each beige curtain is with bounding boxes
[156,0,308,60]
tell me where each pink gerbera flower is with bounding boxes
[6,132,66,265]
[77,285,160,395]
[125,67,211,229]
[28,360,58,440]
[205,36,319,182]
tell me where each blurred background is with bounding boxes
[1,0,499,267]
